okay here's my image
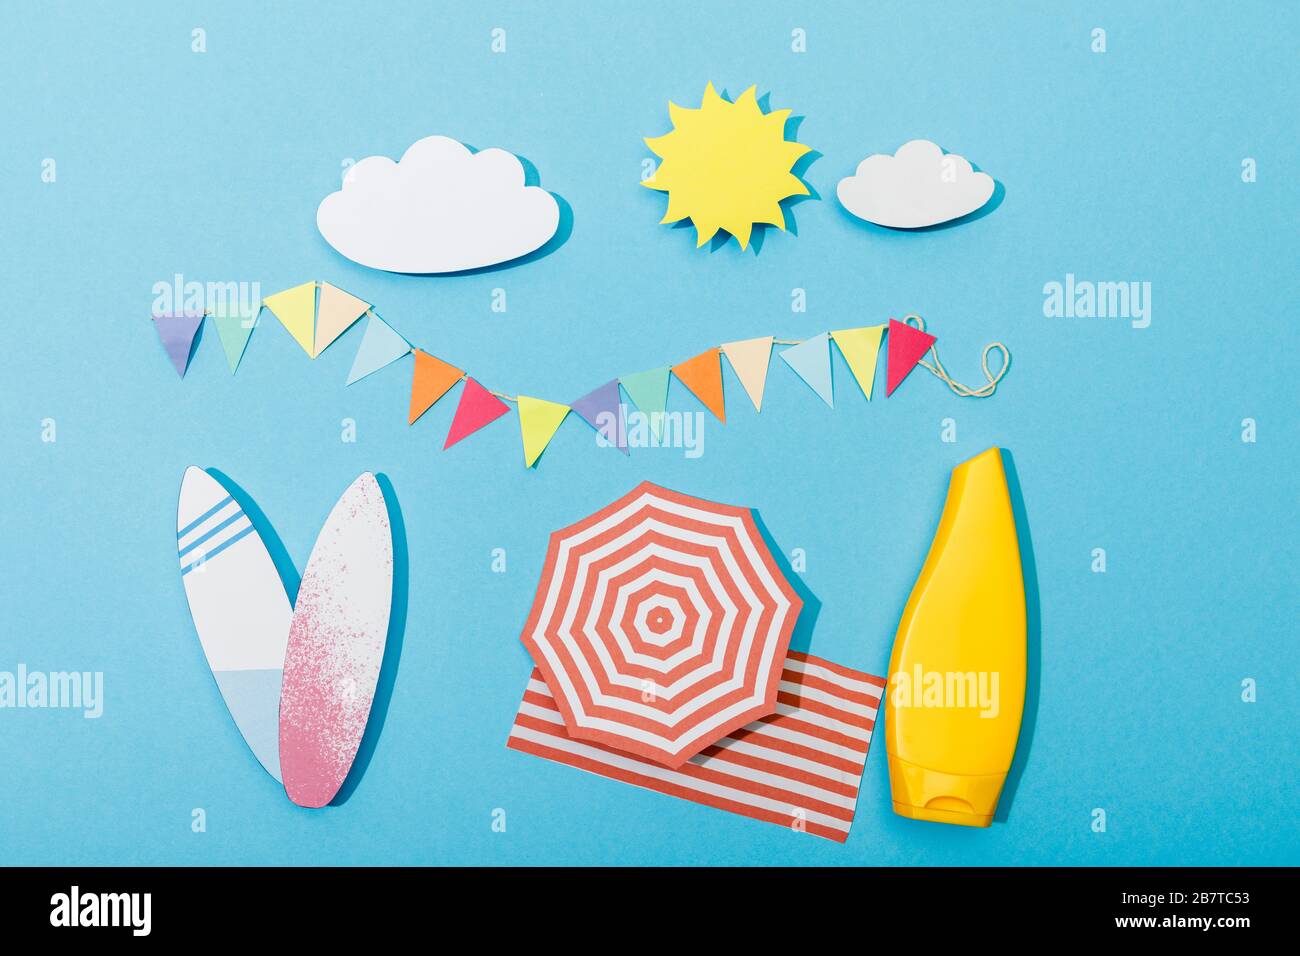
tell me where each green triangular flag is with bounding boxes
[211,305,260,374]
[620,367,670,440]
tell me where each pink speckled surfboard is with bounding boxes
[278,473,393,808]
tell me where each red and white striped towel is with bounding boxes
[506,650,886,843]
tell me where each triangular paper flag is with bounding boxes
[620,367,670,440]
[346,314,410,385]
[444,378,510,449]
[780,333,834,408]
[721,336,774,412]
[831,325,886,401]
[517,396,570,468]
[885,318,936,396]
[671,349,726,423]
[314,282,370,357]
[571,379,628,454]
[262,282,317,357]
[211,305,259,374]
[154,312,204,378]
[409,350,464,425]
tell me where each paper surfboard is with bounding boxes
[177,467,293,781]
[278,473,393,808]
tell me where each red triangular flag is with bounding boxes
[885,318,937,396]
[444,377,510,449]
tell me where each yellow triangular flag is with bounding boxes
[831,325,886,400]
[517,395,570,468]
[720,336,774,412]
[314,282,370,357]
[262,282,316,357]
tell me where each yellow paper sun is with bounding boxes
[642,84,812,250]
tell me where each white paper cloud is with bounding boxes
[836,139,995,229]
[317,135,560,273]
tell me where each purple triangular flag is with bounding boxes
[154,312,204,378]
[570,379,627,454]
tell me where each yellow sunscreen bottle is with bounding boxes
[885,447,1026,827]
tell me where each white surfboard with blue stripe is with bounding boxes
[177,466,292,781]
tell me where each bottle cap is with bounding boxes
[888,755,1007,828]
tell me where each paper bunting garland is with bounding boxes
[721,336,774,412]
[620,367,671,440]
[153,312,204,378]
[314,282,370,357]
[671,348,726,423]
[347,314,410,385]
[831,324,885,400]
[445,378,510,449]
[885,318,937,396]
[262,282,316,357]
[570,380,628,454]
[517,396,570,467]
[780,332,834,407]
[409,350,464,425]
[156,277,1010,468]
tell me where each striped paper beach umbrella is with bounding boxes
[520,482,802,767]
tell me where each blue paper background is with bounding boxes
[1,1,1295,865]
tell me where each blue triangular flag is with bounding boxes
[346,314,411,385]
[780,333,834,408]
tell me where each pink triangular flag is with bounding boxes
[885,318,937,396]
[444,378,510,449]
